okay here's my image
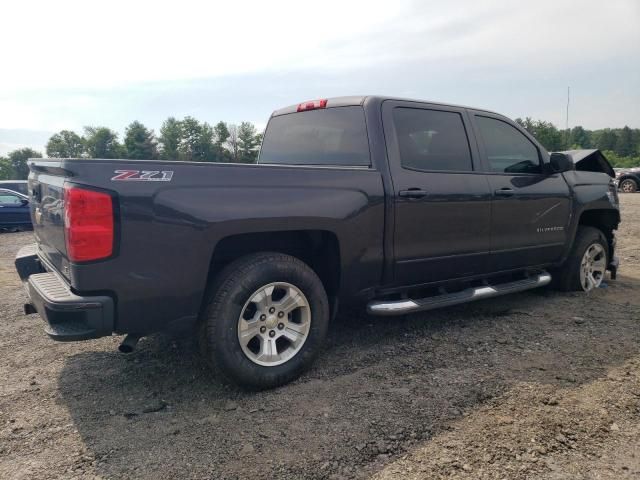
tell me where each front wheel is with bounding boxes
[199,252,329,390]
[554,226,609,292]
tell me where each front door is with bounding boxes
[0,191,28,225]
[470,113,571,271]
[382,101,493,287]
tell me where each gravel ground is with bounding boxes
[0,195,639,480]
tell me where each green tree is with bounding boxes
[569,126,590,149]
[84,126,123,158]
[158,117,182,160]
[237,121,259,163]
[595,129,617,151]
[124,121,158,159]
[0,157,13,180]
[516,117,565,151]
[8,148,42,179]
[615,126,634,157]
[46,130,85,158]
[213,121,231,161]
[178,117,215,162]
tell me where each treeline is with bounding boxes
[0,117,263,180]
[515,118,640,168]
[1,117,639,181]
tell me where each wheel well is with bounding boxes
[207,230,341,298]
[578,209,620,245]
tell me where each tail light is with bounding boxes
[64,186,114,262]
[297,99,328,112]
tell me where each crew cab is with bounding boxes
[15,96,620,389]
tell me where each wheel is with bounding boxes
[554,226,609,292]
[619,178,638,193]
[199,252,329,390]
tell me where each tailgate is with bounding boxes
[29,161,68,275]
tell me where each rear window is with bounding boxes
[258,106,370,166]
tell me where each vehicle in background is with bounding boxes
[0,180,28,196]
[15,96,621,389]
[0,188,31,231]
[614,167,640,193]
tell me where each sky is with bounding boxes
[1,0,639,152]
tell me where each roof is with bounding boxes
[270,95,501,117]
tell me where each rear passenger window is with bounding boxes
[393,108,473,172]
[475,116,541,174]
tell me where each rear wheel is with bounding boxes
[199,252,329,390]
[619,178,638,193]
[554,226,609,292]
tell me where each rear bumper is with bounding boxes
[15,244,114,341]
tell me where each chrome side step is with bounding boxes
[367,272,551,316]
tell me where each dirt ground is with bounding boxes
[0,195,639,480]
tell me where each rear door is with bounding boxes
[469,112,571,271]
[382,101,493,287]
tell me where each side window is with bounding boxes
[0,193,22,205]
[393,108,473,172]
[475,116,541,174]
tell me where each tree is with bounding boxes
[213,121,231,161]
[595,129,617,152]
[124,121,158,159]
[237,122,259,163]
[8,148,42,179]
[46,130,85,158]
[159,117,182,160]
[178,116,215,162]
[0,157,13,180]
[84,126,123,158]
[569,126,590,149]
[615,126,634,157]
[516,117,565,151]
[226,124,239,162]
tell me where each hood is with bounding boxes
[558,149,615,178]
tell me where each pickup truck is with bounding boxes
[15,96,621,389]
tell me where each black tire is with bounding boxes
[619,178,638,193]
[199,252,329,390]
[553,226,609,292]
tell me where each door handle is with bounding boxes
[399,189,428,199]
[494,188,515,196]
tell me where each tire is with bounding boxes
[619,178,638,193]
[554,226,609,292]
[199,252,329,390]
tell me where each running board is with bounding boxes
[367,272,551,316]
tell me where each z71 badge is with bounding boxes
[111,170,174,182]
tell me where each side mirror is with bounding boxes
[20,199,29,206]
[548,152,574,174]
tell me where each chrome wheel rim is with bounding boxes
[237,282,311,366]
[620,180,635,193]
[579,243,606,291]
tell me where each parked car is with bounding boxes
[0,188,31,231]
[0,180,28,196]
[614,167,640,193]
[15,96,620,389]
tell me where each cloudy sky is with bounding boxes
[1,0,638,149]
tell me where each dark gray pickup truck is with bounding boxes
[15,96,620,389]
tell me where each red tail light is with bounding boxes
[297,99,328,112]
[64,186,114,262]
